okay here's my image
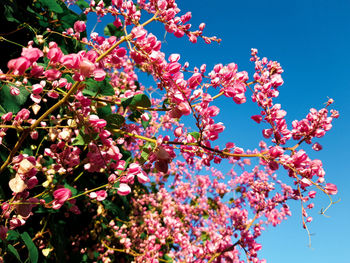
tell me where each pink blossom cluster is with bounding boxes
[0,0,339,262]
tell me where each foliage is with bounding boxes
[0,0,339,262]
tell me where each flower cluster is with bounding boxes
[0,0,338,262]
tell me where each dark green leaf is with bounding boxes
[189,132,200,140]
[7,244,22,262]
[103,23,124,38]
[100,81,115,96]
[106,114,125,129]
[7,230,20,241]
[141,113,152,129]
[50,218,66,262]
[120,97,133,108]
[83,78,114,97]
[72,133,85,146]
[130,94,151,108]
[76,0,90,10]
[21,232,38,263]
[97,105,112,119]
[0,85,30,113]
[22,147,33,156]
[39,0,64,13]
[0,104,7,116]
[202,210,209,219]
[128,111,142,122]
[4,4,19,23]
[64,183,78,196]
[200,231,211,242]
[163,254,173,263]
[60,13,80,28]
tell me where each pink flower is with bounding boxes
[7,57,31,75]
[52,187,72,209]
[169,54,180,62]
[61,54,82,69]
[177,102,191,116]
[308,191,316,198]
[74,21,86,33]
[32,84,43,95]
[174,127,183,137]
[44,69,62,80]
[79,59,95,77]
[117,183,131,196]
[251,115,263,123]
[47,47,63,63]
[93,69,106,81]
[116,47,127,57]
[137,170,150,184]
[1,112,13,122]
[0,226,8,240]
[262,129,273,139]
[10,87,20,96]
[157,0,167,10]
[30,64,44,77]
[96,190,107,201]
[89,115,107,128]
[312,142,323,151]
[188,73,202,89]
[15,109,30,121]
[9,174,27,193]
[131,26,147,39]
[21,47,43,63]
[300,178,312,188]
[17,159,35,174]
[325,183,338,195]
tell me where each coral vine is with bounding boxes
[0,0,338,262]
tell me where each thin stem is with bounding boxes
[96,11,159,63]
[0,37,25,48]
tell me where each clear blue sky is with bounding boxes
[83,0,350,262]
[168,1,350,262]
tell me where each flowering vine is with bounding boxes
[0,0,339,262]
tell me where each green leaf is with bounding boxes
[128,111,141,122]
[141,113,152,129]
[64,183,78,196]
[103,23,124,38]
[163,254,173,263]
[60,13,80,29]
[200,231,211,242]
[189,132,200,140]
[39,0,64,13]
[4,4,20,23]
[139,142,154,164]
[49,218,66,262]
[120,97,133,108]
[72,133,85,146]
[202,210,209,220]
[130,94,151,108]
[7,244,22,262]
[7,230,20,241]
[0,104,7,116]
[83,78,114,97]
[21,232,38,263]
[97,105,112,119]
[0,85,30,113]
[22,147,33,156]
[105,114,125,129]
[139,150,149,164]
[100,81,115,96]
[76,0,90,10]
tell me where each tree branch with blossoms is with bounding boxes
[0,0,339,262]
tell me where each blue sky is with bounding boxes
[82,0,350,262]
[169,1,350,262]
